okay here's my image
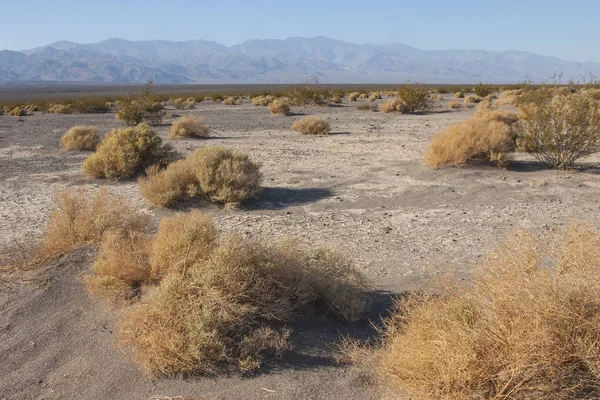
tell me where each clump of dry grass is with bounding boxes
[83,229,152,303]
[495,89,522,106]
[424,110,517,169]
[380,98,409,113]
[60,125,100,151]
[168,116,210,139]
[431,94,443,101]
[149,210,217,279]
[464,95,482,108]
[47,103,73,114]
[368,93,382,102]
[453,92,464,98]
[139,146,262,208]
[379,223,600,400]
[268,99,290,115]
[358,93,369,99]
[118,227,371,375]
[252,95,275,106]
[448,101,461,109]
[348,92,360,101]
[83,123,175,180]
[37,189,149,262]
[9,107,27,116]
[356,103,379,111]
[291,116,331,135]
[223,96,241,105]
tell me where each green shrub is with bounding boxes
[473,82,494,97]
[397,87,431,113]
[116,80,165,126]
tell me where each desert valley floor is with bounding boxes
[1,96,600,399]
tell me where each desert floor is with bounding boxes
[1,96,599,399]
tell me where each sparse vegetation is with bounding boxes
[168,116,210,139]
[47,104,73,114]
[448,101,461,109]
[516,91,600,169]
[431,94,443,101]
[291,116,331,134]
[115,80,165,126]
[473,82,494,97]
[379,223,600,400]
[424,109,517,169]
[60,125,100,151]
[252,95,275,106]
[453,92,464,98]
[288,81,331,106]
[9,107,27,116]
[356,103,378,111]
[348,92,360,101]
[138,146,262,207]
[223,96,241,105]
[380,98,409,113]
[83,123,175,180]
[397,87,431,113]
[268,99,291,115]
[118,221,370,374]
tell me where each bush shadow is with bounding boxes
[246,187,333,210]
[509,159,600,174]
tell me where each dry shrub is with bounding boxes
[464,95,482,106]
[139,146,262,207]
[116,80,165,126]
[47,104,73,114]
[83,123,175,180]
[223,96,240,105]
[448,101,461,109]
[454,92,464,98]
[168,116,210,138]
[291,116,331,135]
[9,107,27,116]
[431,94,443,101]
[357,103,379,111]
[288,84,331,106]
[268,99,290,115]
[118,229,370,375]
[37,189,149,261]
[330,95,343,104]
[150,210,217,278]
[60,125,100,151]
[397,87,431,113]
[348,92,360,101]
[168,98,186,110]
[380,98,409,113]
[495,89,522,106]
[368,93,382,102]
[379,223,600,400]
[424,110,517,169]
[516,91,600,169]
[83,230,152,303]
[252,95,275,106]
[358,93,369,99]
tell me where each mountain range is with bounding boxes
[1,36,599,84]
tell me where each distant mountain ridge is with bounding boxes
[1,36,599,84]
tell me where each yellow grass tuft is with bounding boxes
[448,101,461,109]
[168,116,210,139]
[60,125,100,151]
[291,116,331,135]
[380,98,409,113]
[268,99,291,115]
[379,223,600,399]
[223,96,241,105]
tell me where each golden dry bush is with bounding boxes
[348,92,360,101]
[268,99,291,115]
[424,112,516,169]
[168,116,210,139]
[150,210,217,278]
[431,94,443,101]
[9,107,27,116]
[358,93,369,99]
[191,146,262,206]
[464,95,482,107]
[251,95,275,106]
[83,123,175,180]
[291,116,331,135]
[330,95,343,104]
[139,146,262,207]
[453,92,464,98]
[368,93,382,102]
[60,125,100,151]
[37,189,149,261]
[47,104,73,114]
[380,98,409,113]
[138,162,197,207]
[448,101,461,109]
[118,233,370,375]
[379,223,600,400]
[356,103,378,111]
[495,89,522,106]
[84,230,152,303]
[223,96,240,105]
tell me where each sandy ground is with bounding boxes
[1,96,600,399]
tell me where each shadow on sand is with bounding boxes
[246,187,333,210]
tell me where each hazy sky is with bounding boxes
[1,0,598,62]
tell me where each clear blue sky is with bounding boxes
[1,0,598,62]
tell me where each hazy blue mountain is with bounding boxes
[3,36,600,84]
